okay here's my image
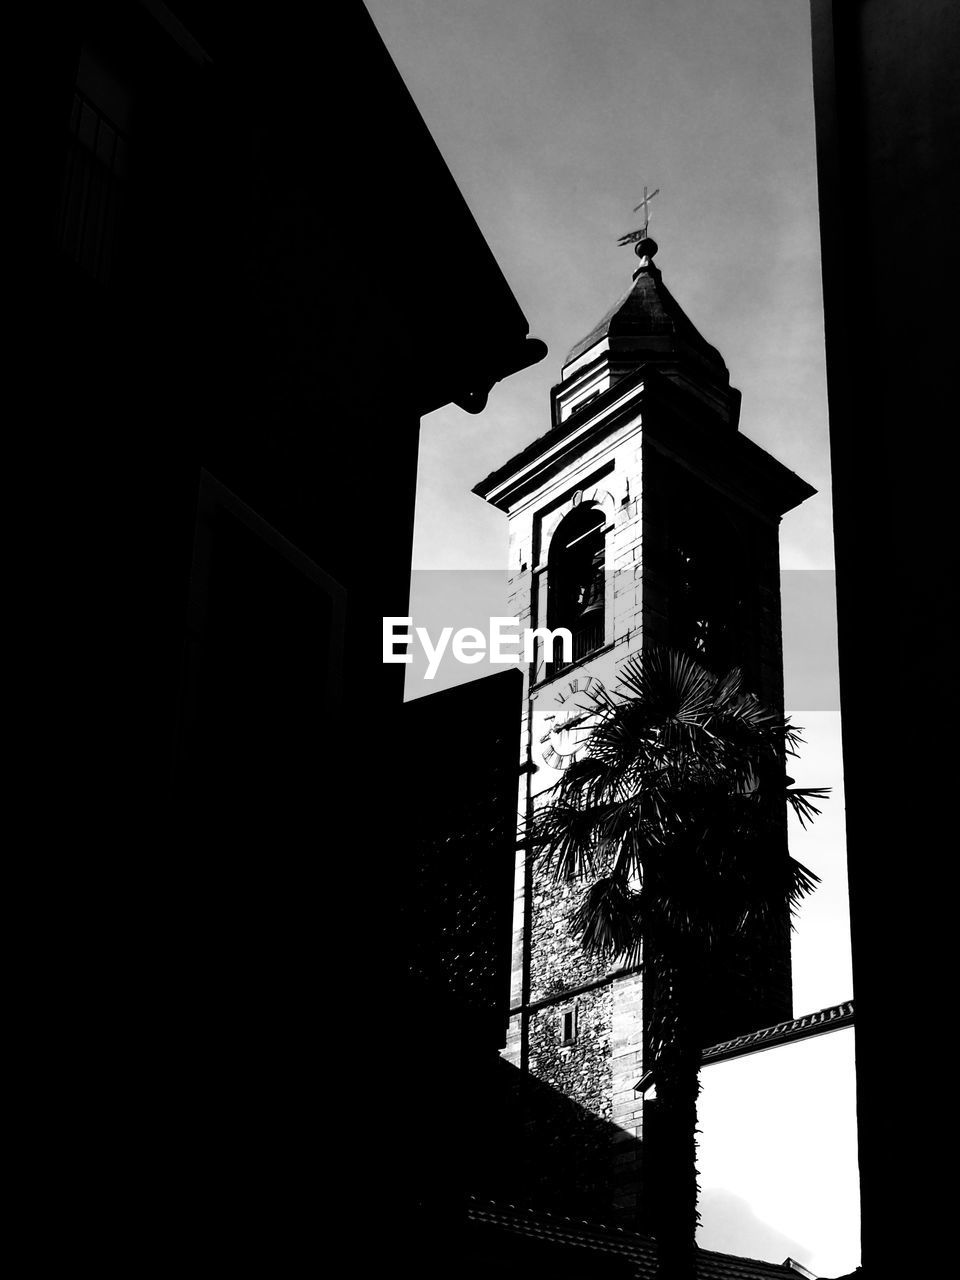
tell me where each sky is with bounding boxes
[366,0,850,1010]
[366,0,833,574]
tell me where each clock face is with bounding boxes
[540,674,604,769]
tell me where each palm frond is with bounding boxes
[530,797,614,881]
[571,876,643,964]
[532,646,827,958]
[786,786,831,829]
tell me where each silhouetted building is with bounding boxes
[810,3,959,1274]
[45,2,544,1267]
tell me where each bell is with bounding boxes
[577,576,604,619]
[576,547,605,619]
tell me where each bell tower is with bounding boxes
[473,232,815,1222]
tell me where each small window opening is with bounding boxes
[561,1005,577,1044]
[59,45,132,285]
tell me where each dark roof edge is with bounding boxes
[421,334,549,418]
[700,999,855,1067]
[732,433,817,513]
[465,1197,799,1275]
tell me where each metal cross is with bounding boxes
[634,185,660,232]
[617,185,661,248]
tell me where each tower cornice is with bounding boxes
[473,365,652,511]
[473,363,813,518]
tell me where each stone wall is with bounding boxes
[529,867,609,1004]
[498,394,798,1224]
[519,976,644,1222]
[524,855,646,1223]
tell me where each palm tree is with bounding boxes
[529,647,826,1280]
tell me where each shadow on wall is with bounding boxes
[488,1058,648,1226]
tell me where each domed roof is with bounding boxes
[563,241,730,386]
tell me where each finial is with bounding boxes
[617,185,661,266]
[632,237,658,266]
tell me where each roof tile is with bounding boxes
[701,1000,855,1066]
[467,1198,803,1278]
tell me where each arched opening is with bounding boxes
[547,504,606,670]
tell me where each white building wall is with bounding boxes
[696,1026,860,1277]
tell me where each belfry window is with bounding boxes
[664,499,753,681]
[668,536,736,669]
[548,505,606,670]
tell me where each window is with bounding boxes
[561,1005,578,1045]
[663,485,755,682]
[668,535,738,669]
[59,46,132,285]
[548,505,606,670]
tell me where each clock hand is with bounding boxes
[540,712,593,745]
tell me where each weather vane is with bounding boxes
[617,185,660,250]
